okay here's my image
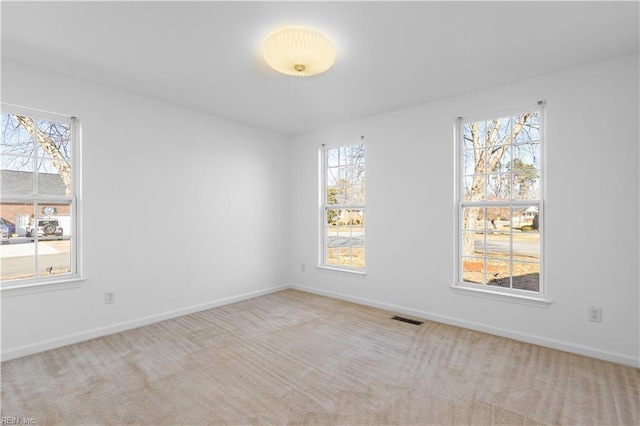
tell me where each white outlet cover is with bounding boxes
[588,306,602,323]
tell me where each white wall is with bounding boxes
[289,54,640,367]
[1,59,290,358]
[2,55,638,368]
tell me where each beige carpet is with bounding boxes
[1,289,638,425]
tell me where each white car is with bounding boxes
[0,217,10,243]
[26,218,64,238]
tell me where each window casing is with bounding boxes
[1,105,81,289]
[320,139,365,272]
[456,104,544,297]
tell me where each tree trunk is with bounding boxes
[462,206,480,256]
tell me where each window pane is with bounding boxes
[463,176,485,201]
[511,205,539,251]
[38,239,71,278]
[326,187,339,206]
[515,112,541,142]
[488,145,510,173]
[34,202,72,237]
[486,259,511,288]
[326,247,339,266]
[462,149,481,176]
[1,113,35,156]
[1,153,34,173]
[36,159,69,196]
[513,230,540,261]
[334,178,350,204]
[463,121,488,150]
[327,166,341,186]
[349,143,365,166]
[512,142,540,169]
[487,173,511,201]
[1,159,34,195]
[462,231,484,258]
[350,246,365,269]
[1,201,33,237]
[485,118,510,147]
[462,257,485,284]
[331,183,364,205]
[462,124,475,151]
[512,262,540,292]
[0,201,36,281]
[37,119,71,161]
[462,207,484,232]
[485,233,511,261]
[1,239,35,281]
[326,207,340,225]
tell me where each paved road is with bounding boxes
[327,230,364,247]
[0,240,71,279]
[475,238,539,257]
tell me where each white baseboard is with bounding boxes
[4,282,637,368]
[290,283,640,368]
[1,284,289,362]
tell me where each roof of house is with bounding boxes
[1,170,66,196]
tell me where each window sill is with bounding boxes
[450,283,551,308]
[316,265,367,277]
[1,275,87,297]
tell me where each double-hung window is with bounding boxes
[320,139,365,272]
[456,104,544,297]
[1,105,81,288]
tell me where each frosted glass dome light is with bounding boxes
[262,27,337,77]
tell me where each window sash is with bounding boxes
[320,140,365,271]
[456,105,543,295]
[1,105,80,288]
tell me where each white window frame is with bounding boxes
[1,104,83,294]
[453,103,549,306]
[318,137,366,274]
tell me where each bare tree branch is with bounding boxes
[15,115,71,196]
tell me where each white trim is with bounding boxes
[1,276,85,297]
[316,265,367,277]
[1,103,75,124]
[0,284,288,361]
[289,284,638,368]
[449,283,550,307]
[319,135,364,150]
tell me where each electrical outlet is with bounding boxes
[588,306,602,323]
[105,291,115,304]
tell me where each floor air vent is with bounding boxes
[391,316,424,325]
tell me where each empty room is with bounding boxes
[1,1,639,425]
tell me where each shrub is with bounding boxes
[521,226,534,232]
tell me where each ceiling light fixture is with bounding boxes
[262,26,336,77]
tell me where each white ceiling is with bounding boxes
[2,1,639,135]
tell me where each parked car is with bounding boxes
[25,218,64,238]
[0,217,11,243]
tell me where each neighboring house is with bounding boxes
[521,206,539,222]
[0,170,71,236]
